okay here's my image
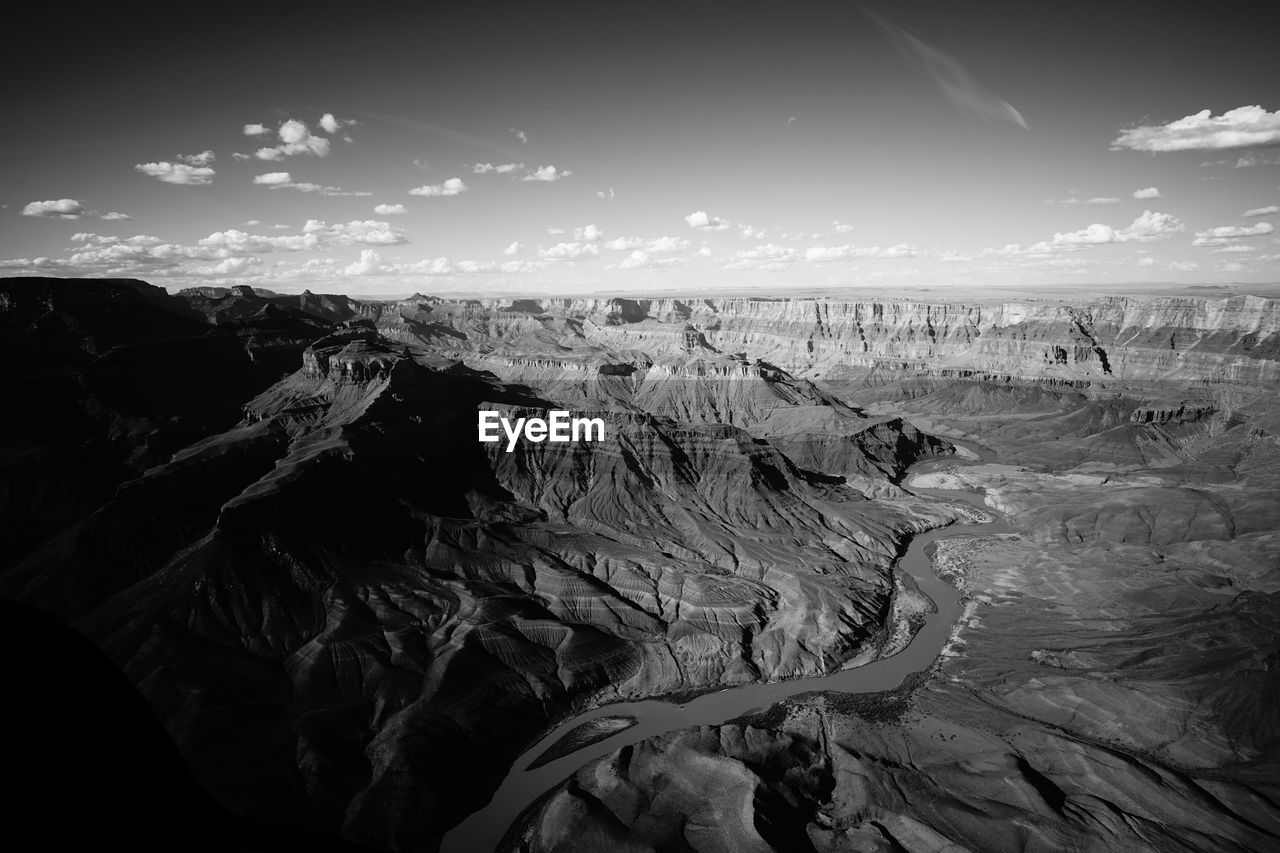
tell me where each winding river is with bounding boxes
[442,447,1009,852]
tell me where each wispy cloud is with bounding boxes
[1191,221,1273,246]
[521,165,571,182]
[1049,196,1120,205]
[1243,205,1279,217]
[252,171,371,196]
[373,203,408,215]
[866,8,1029,130]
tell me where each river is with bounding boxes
[442,446,1008,852]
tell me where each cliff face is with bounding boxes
[511,295,1280,386]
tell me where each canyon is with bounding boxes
[2,276,1277,852]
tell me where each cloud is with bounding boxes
[1111,106,1280,152]
[574,224,603,242]
[252,171,370,196]
[409,178,468,196]
[374,203,408,215]
[1051,196,1121,205]
[866,8,1028,130]
[472,162,524,174]
[805,243,917,261]
[319,113,356,134]
[1210,244,1256,254]
[178,150,215,167]
[1243,205,1279,217]
[1052,210,1184,245]
[1219,261,1246,272]
[1169,260,1199,271]
[832,220,855,234]
[1136,256,1157,267]
[198,229,321,253]
[249,119,331,160]
[538,241,599,260]
[243,123,270,136]
[301,219,409,246]
[504,241,522,255]
[413,158,430,170]
[596,188,615,200]
[100,211,131,221]
[22,199,87,219]
[646,236,691,254]
[135,161,216,185]
[685,210,731,231]
[521,165,571,182]
[344,249,391,276]
[511,128,528,143]
[618,251,691,270]
[1132,187,1162,199]
[1191,221,1273,246]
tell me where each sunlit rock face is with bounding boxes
[5,277,1279,853]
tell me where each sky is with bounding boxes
[2,0,1279,295]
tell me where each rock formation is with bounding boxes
[2,277,1277,852]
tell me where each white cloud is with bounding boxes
[344,249,390,276]
[1052,210,1184,246]
[511,128,528,143]
[1111,106,1280,152]
[522,165,570,182]
[178,150,215,167]
[252,171,369,196]
[199,229,321,253]
[1132,187,1162,199]
[135,161,216,185]
[1169,260,1199,271]
[603,236,643,251]
[374,203,408,215]
[409,178,468,196]
[685,210,730,231]
[22,199,87,219]
[538,241,599,260]
[243,123,270,136]
[301,219,409,245]
[472,162,524,174]
[739,224,767,239]
[319,113,356,134]
[1135,256,1157,267]
[832,220,855,234]
[1243,205,1279,217]
[503,241,522,255]
[1191,222,1274,246]
[1219,261,1246,272]
[646,235,690,254]
[1052,196,1121,205]
[574,224,603,242]
[547,228,565,236]
[250,119,331,160]
[618,250,691,270]
[596,188,615,200]
[1210,244,1256,254]
[805,243,917,261]
[100,211,131,221]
